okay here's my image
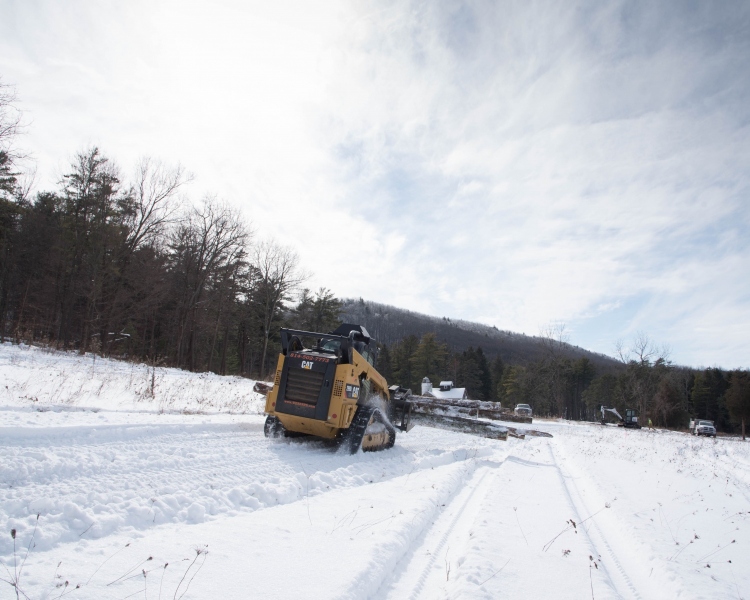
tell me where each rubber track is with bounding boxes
[264,415,284,438]
[344,406,396,453]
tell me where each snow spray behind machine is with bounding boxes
[264,324,508,453]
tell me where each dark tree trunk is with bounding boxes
[220,325,229,375]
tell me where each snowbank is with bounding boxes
[0,342,265,414]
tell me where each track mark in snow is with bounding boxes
[0,423,498,558]
[408,440,629,600]
[549,438,692,600]
[378,465,496,600]
[546,441,643,600]
[545,424,750,599]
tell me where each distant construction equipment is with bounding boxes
[600,406,641,429]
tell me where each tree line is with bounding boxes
[579,336,750,438]
[374,329,749,438]
[0,144,351,378]
[376,330,595,409]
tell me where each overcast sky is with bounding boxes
[1,0,749,368]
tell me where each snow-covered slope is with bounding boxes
[0,342,265,414]
[1,343,748,599]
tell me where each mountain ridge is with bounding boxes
[339,298,621,370]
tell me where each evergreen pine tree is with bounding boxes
[726,371,750,440]
[476,347,492,401]
[458,347,484,399]
[410,333,448,390]
[392,335,419,389]
[377,343,394,384]
[489,356,505,402]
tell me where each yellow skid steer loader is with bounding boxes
[264,324,508,453]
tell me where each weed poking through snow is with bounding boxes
[513,507,528,546]
[478,558,511,587]
[589,555,599,600]
[1,513,40,600]
[542,502,613,552]
[173,545,209,600]
[2,518,209,599]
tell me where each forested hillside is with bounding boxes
[0,142,331,379]
[340,298,618,368]
[342,298,748,434]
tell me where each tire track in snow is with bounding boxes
[545,441,642,600]
[378,439,628,600]
[319,447,504,600]
[378,465,496,600]
[0,423,496,558]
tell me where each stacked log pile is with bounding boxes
[409,396,533,424]
[409,396,552,439]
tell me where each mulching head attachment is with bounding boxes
[388,385,415,432]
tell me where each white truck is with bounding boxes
[689,419,716,437]
[514,403,533,417]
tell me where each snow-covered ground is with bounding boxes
[1,343,748,599]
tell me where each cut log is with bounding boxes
[410,396,533,424]
[411,413,508,440]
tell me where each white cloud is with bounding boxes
[1,0,748,367]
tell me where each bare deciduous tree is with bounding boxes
[613,332,672,418]
[252,240,308,378]
[99,158,190,353]
[126,158,190,252]
[171,198,250,370]
[539,322,569,356]
[615,331,671,366]
[0,79,22,153]
[537,322,571,416]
